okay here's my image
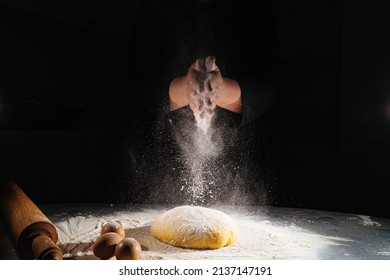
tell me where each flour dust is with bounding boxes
[188,56,218,133]
[173,57,248,205]
[121,57,268,207]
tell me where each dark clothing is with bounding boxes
[123,0,280,205]
[239,78,281,125]
[129,0,281,123]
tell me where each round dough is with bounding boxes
[151,205,238,249]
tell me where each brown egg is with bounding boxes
[93,232,123,259]
[115,238,142,260]
[101,221,126,239]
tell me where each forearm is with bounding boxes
[169,77,190,111]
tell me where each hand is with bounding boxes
[169,56,242,114]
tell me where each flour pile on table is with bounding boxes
[54,206,350,260]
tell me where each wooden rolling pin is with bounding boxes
[0,180,63,260]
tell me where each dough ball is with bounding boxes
[151,205,238,249]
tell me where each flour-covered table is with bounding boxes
[1,204,390,260]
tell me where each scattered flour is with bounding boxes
[378,251,390,256]
[54,206,351,260]
[357,215,381,227]
[174,56,227,205]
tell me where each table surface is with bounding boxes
[1,204,390,260]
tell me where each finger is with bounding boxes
[205,56,217,72]
[191,57,204,71]
[195,58,202,71]
[205,97,213,108]
[189,97,198,112]
[206,79,213,93]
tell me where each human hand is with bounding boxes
[189,56,219,112]
[187,56,219,132]
[169,56,242,114]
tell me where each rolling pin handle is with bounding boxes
[0,180,63,259]
[31,234,63,260]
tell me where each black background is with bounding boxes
[0,0,390,219]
